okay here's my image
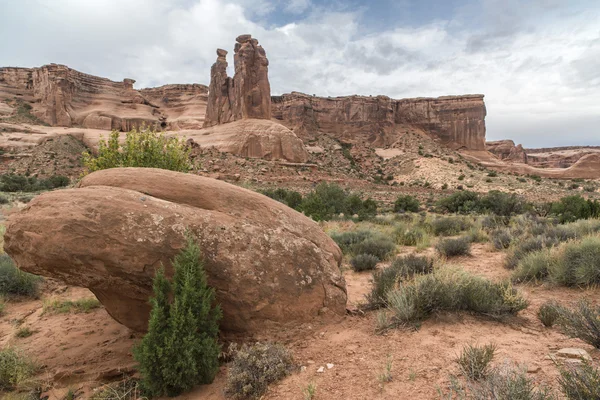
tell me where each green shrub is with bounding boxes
[0,348,37,391]
[330,230,374,254]
[349,254,379,272]
[0,174,70,192]
[455,343,495,381]
[490,228,512,250]
[549,195,600,223]
[512,249,552,283]
[351,237,396,260]
[537,301,560,328]
[479,191,529,216]
[300,183,377,221]
[83,127,192,173]
[134,237,222,397]
[558,360,600,400]
[366,255,433,309]
[437,191,479,214]
[431,217,472,236]
[393,195,420,213]
[551,236,600,286]
[395,226,426,246]
[384,268,527,326]
[0,255,41,298]
[435,237,471,257]
[260,188,303,210]
[555,300,600,348]
[225,343,295,399]
[505,236,545,270]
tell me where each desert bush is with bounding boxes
[0,174,69,192]
[490,228,513,250]
[505,236,545,269]
[349,254,379,272]
[435,237,471,257]
[479,191,530,216]
[83,127,192,173]
[225,343,295,400]
[558,360,600,400]
[260,188,303,210]
[549,195,600,223]
[384,268,527,326]
[0,296,5,316]
[393,195,420,213]
[437,191,480,214]
[366,255,433,309]
[555,300,600,348]
[350,236,396,260]
[473,362,554,400]
[512,249,553,283]
[300,183,377,221]
[455,343,495,381]
[90,379,143,400]
[551,236,600,286]
[42,298,101,314]
[0,348,37,391]
[395,225,427,246]
[0,255,41,299]
[134,237,221,397]
[466,226,488,243]
[330,230,373,253]
[537,301,561,328]
[431,217,472,236]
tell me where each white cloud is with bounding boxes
[0,0,599,146]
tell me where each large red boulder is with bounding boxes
[4,168,347,336]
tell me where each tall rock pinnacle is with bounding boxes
[204,34,271,127]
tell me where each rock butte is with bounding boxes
[4,168,347,336]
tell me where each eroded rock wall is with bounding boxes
[0,65,208,130]
[271,92,487,150]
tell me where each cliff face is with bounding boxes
[271,92,487,150]
[0,64,207,130]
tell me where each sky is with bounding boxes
[1,0,599,147]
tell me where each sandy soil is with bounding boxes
[2,243,599,399]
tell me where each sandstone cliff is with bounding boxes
[486,140,528,163]
[271,92,487,150]
[0,64,208,130]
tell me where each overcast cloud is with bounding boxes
[1,0,599,147]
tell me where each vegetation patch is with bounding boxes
[225,343,295,400]
[555,300,600,349]
[435,236,471,257]
[42,298,101,315]
[455,343,495,381]
[0,255,42,299]
[0,174,69,192]
[0,348,37,392]
[381,268,527,328]
[349,254,379,272]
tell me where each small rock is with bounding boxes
[327,363,334,369]
[527,365,541,373]
[307,360,315,365]
[300,366,307,372]
[556,348,592,361]
[317,366,325,373]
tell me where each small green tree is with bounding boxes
[83,127,192,174]
[393,195,420,213]
[134,237,221,397]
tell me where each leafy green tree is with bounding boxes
[550,195,598,223]
[134,237,221,397]
[83,127,192,173]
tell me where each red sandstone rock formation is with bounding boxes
[4,168,347,335]
[0,65,208,130]
[204,35,271,127]
[486,140,528,163]
[271,92,487,150]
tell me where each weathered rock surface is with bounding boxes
[272,92,487,150]
[204,35,271,127]
[486,140,528,163]
[0,65,208,130]
[182,119,308,163]
[4,168,346,335]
